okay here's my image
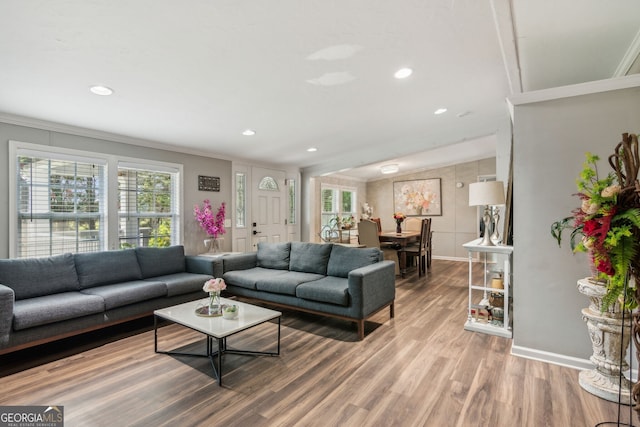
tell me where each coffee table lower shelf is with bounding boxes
[153,298,281,386]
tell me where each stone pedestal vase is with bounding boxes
[577,278,632,404]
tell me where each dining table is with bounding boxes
[378,230,421,278]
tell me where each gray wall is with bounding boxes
[512,84,640,362]
[365,158,496,259]
[0,121,232,258]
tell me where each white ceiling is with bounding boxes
[1,1,639,181]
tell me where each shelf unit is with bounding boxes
[462,239,513,338]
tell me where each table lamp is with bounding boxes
[468,181,505,246]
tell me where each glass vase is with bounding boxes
[396,222,402,234]
[209,291,221,314]
[205,238,220,253]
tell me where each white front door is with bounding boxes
[250,166,287,249]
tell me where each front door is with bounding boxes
[250,166,287,249]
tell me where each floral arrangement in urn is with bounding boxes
[194,200,226,239]
[551,134,640,311]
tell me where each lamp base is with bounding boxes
[478,206,495,246]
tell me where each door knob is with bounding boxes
[252,230,262,235]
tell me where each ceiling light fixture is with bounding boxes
[434,108,447,115]
[242,129,256,136]
[380,164,399,174]
[307,147,318,152]
[89,85,114,96]
[394,68,413,79]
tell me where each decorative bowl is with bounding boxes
[222,305,239,319]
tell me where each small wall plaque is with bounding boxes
[198,175,220,192]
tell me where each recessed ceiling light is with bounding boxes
[307,147,318,152]
[242,129,256,136]
[434,108,448,115]
[394,68,413,79]
[380,164,399,174]
[89,85,114,96]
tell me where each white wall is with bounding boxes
[511,78,640,364]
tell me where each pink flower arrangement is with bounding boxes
[194,200,226,238]
[203,278,226,293]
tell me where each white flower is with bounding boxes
[601,185,621,198]
[203,278,226,293]
[581,199,600,215]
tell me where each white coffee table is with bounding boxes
[154,297,281,386]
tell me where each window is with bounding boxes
[118,164,179,249]
[288,178,296,225]
[235,172,246,228]
[11,141,182,258]
[321,185,356,227]
[258,176,279,191]
[16,151,106,258]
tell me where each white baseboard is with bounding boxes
[511,344,593,370]
[432,255,467,262]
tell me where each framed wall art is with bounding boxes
[198,175,220,192]
[393,178,442,216]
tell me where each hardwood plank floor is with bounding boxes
[0,260,634,426]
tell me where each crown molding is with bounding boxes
[508,74,640,107]
[613,27,640,77]
[0,111,237,161]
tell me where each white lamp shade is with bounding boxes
[469,181,505,206]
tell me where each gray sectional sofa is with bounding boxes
[216,242,396,340]
[0,245,215,354]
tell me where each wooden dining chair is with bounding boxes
[358,219,400,275]
[404,217,422,232]
[397,218,431,277]
[369,217,399,250]
[370,217,382,232]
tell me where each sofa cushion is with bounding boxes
[13,292,105,331]
[75,250,142,289]
[327,245,382,278]
[256,271,324,296]
[80,280,167,310]
[150,272,212,297]
[136,246,186,278]
[289,242,333,275]
[0,253,79,300]
[256,242,291,270]
[296,276,350,306]
[223,267,288,290]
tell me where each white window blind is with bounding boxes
[16,151,106,258]
[118,164,179,248]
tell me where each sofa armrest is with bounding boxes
[185,255,216,275]
[0,284,15,339]
[348,260,396,317]
[221,253,258,273]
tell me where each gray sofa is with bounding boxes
[0,245,215,354]
[216,242,396,340]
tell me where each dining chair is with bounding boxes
[404,217,422,232]
[369,217,399,250]
[358,219,400,275]
[397,218,431,277]
[401,217,424,269]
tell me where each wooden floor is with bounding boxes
[0,260,635,426]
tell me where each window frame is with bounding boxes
[320,184,357,228]
[9,140,183,257]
